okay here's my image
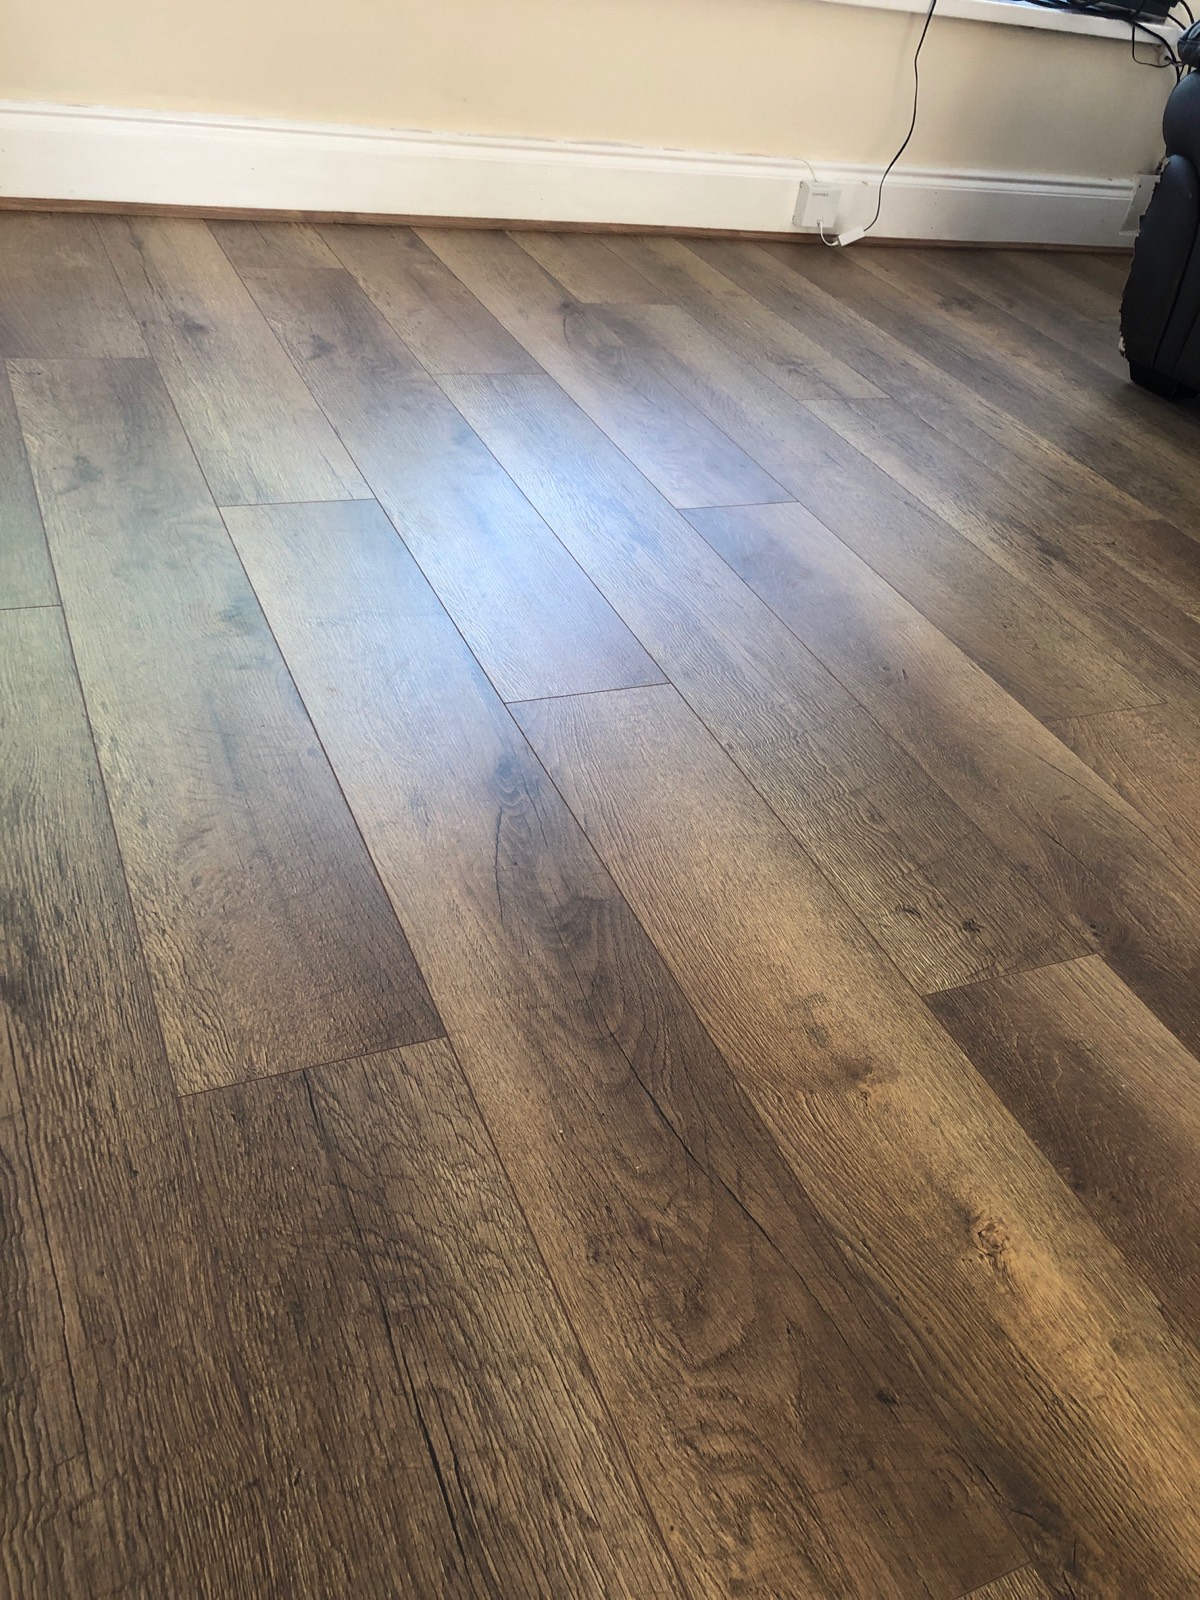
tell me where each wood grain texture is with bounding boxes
[800,392,1196,703]
[182,1069,469,1600]
[239,270,663,701]
[808,245,1200,534]
[418,227,792,508]
[516,680,1200,1598]
[320,224,543,374]
[443,370,1086,994]
[10,356,438,1090]
[964,1567,1055,1600]
[0,214,146,358]
[0,606,285,1595]
[926,248,1126,380]
[227,496,1022,1599]
[0,1030,88,1600]
[607,232,884,402]
[602,301,1156,722]
[513,231,668,303]
[310,1039,695,1600]
[98,216,369,504]
[928,955,1200,1343]
[206,218,343,270]
[692,499,1200,1051]
[1050,701,1200,873]
[697,237,1141,527]
[0,366,57,609]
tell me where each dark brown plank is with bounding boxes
[312,1039,698,1598]
[513,231,668,303]
[418,227,792,508]
[98,217,369,504]
[320,224,543,374]
[929,955,1200,1344]
[0,366,56,609]
[692,238,1143,525]
[10,357,438,1090]
[692,499,1200,1052]
[596,302,1155,722]
[1049,701,1200,872]
[964,1568,1055,1600]
[443,370,1088,993]
[182,1068,471,1598]
[0,1030,89,1600]
[0,605,285,1594]
[1076,515,1200,619]
[227,496,1023,1599]
[813,245,1200,532]
[801,392,1200,701]
[0,214,145,358]
[207,218,343,270]
[607,232,883,402]
[240,271,663,701]
[927,248,1126,379]
[516,679,1200,1598]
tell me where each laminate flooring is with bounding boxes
[3,213,1198,1598]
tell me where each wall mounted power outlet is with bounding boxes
[794,180,842,232]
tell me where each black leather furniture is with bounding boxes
[1122,54,1200,399]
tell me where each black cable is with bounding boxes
[1130,17,1184,74]
[1018,0,1182,75]
[862,0,939,237]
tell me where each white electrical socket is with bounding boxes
[794,181,842,232]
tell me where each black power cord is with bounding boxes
[844,0,1184,242]
[859,0,940,239]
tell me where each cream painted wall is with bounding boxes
[1,0,1171,178]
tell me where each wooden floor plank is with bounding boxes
[1076,515,1200,619]
[692,499,1200,1047]
[182,1068,471,1599]
[512,231,669,303]
[926,248,1126,379]
[225,496,1023,1600]
[817,246,1200,532]
[0,1031,90,1600]
[694,238,1145,525]
[237,273,663,701]
[10,356,438,1091]
[318,225,542,375]
[311,1038,698,1599]
[515,679,1200,1598]
[0,215,146,359]
[0,605,286,1595]
[964,1567,1055,1600]
[928,955,1200,1346]
[443,369,1089,993]
[0,366,57,609]
[206,219,343,271]
[595,301,1155,722]
[97,217,370,505]
[607,232,884,402]
[417,227,793,508]
[1049,701,1200,871]
[800,393,1196,701]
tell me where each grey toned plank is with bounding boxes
[11,356,438,1091]
[443,369,1088,994]
[418,227,792,508]
[99,216,370,504]
[241,270,663,701]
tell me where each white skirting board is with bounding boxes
[0,99,1139,246]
